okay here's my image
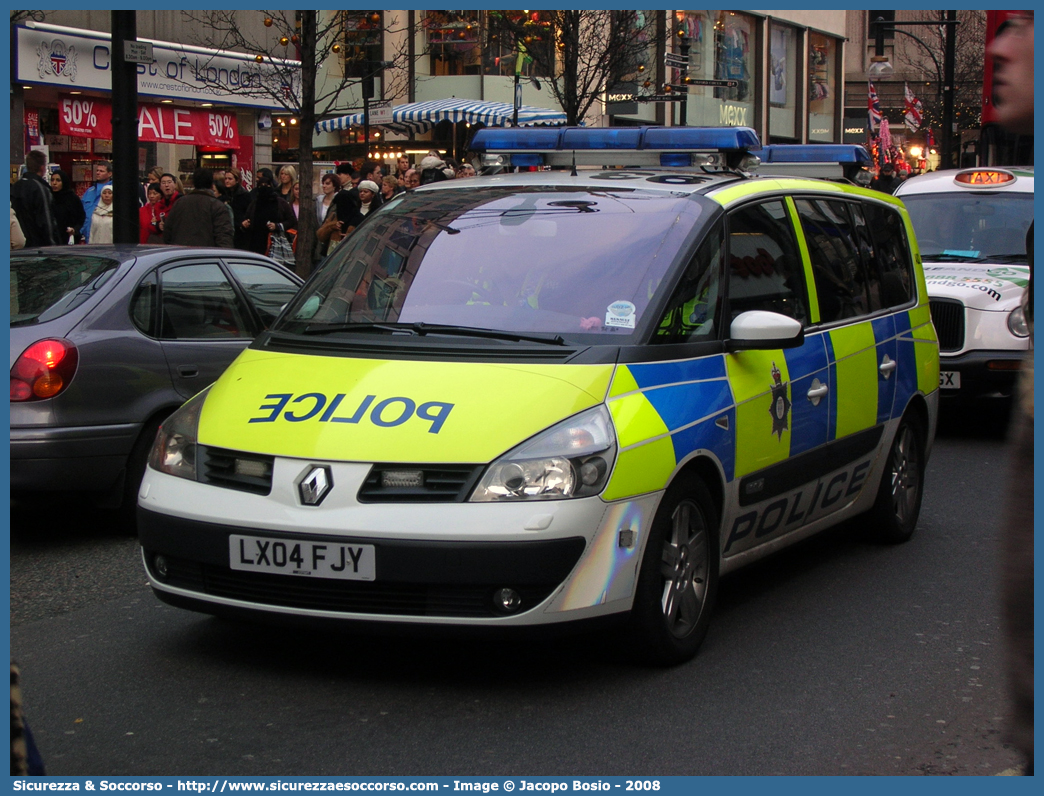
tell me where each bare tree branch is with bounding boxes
[487,10,652,125]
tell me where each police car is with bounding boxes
[138,127,939,664]
[894,167,1032,402]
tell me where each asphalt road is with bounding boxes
[9,408,1025,776]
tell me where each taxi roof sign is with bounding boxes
[953,168,1017,187]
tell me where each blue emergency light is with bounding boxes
[473,125,761,153]
[754,144,873,185]
[758,144,872,166]
[472,126,763,171]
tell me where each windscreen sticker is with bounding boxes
[941,249,980,258]
[605,300,637,329]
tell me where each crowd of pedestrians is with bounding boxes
[10,150,475,263]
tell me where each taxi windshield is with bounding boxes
[902,192,1033,263]
[278,185,706,340]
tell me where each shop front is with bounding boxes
[13,21,298,193]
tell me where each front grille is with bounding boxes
[200,446,274,495]
[149,556,553,618]
[929,299,965,353]
[358,464,483,503]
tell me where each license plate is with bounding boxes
[229,535,375,581]
[939,371,961,389]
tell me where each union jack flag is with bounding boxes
[904,82,923,132]
[868,80,882,134]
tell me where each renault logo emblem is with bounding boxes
[297,466,333,506]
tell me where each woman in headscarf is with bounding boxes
[89,186,115,244]
[49,169,86,245]
[242,169,296,255]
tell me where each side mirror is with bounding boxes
[727,310,804,351]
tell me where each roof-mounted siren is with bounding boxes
[471,126,763,171]
[754,145,874,185]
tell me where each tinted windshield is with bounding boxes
[902,192,1033,262]
[10,255,121,326]
[278,186,706,340]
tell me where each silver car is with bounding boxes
[10,245,302,527]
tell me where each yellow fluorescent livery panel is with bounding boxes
[198,350,615,463]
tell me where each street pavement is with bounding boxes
[9,409,1027,776]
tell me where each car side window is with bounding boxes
[654,220,723,344]
[795,198,870,323]
[225,261,300,329]
[130,271,158,336]
[158,263,250,340]
[726,200,809,327]
[862,202,914,308]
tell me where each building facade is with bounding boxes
[11,10,848,188]
[307,10,847,163]
[841,10,988,171]
[11,10,293,190]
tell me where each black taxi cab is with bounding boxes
[138,127,939,664]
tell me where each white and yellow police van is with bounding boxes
[139,127,939,664]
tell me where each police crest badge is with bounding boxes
[769,362,791,440]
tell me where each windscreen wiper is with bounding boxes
[300,322,414,336]
[409,321,565,345]
[298,321,565,345]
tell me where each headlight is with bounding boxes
[148,387,210,481]
[1008,305,1030,338]
[470,405,616,502]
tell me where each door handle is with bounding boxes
[177,366,199,378]
[879,355,897,379]
[806,379,828,405]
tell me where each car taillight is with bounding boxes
[10,339,79,402]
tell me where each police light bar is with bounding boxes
[473,126,762,170]
[753,144,873,184]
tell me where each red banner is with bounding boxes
[58,97,240,150]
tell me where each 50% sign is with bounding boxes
[208,113,236,139]
[61,98,99,129]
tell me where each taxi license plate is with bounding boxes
[229,535,375,581]
[939,371,961,389]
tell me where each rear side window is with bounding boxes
[726,200,809,327]
[158,263,250,340]
[795,198,870,323]
[225,261,300,329]
[862,202,914,308]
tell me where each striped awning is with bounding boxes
[316,98,567,136]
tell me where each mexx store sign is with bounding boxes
[16,22,300,110]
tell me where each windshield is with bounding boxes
[10,255,121,326]
[277,186,706,340]
[902,192,1033,263]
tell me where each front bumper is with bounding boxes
[10,422,140,492]
[138,461,662,627]
[938,350,1025,400]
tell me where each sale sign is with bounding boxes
[59,97,240,149]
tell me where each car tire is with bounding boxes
[863,414,926,544]
[627,472,719,666]
[118,416,164,535]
